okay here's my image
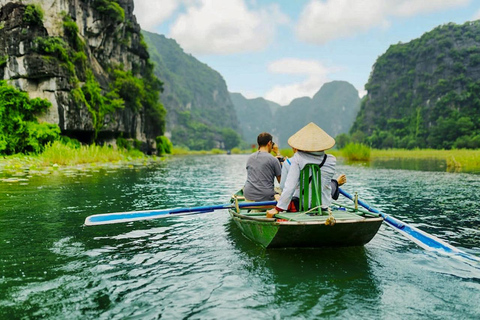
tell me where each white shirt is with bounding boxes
[276,151,336,210]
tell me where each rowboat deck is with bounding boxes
[275,210,366,222]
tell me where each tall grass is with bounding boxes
[39,141,145,166]
[341,143,371,161]
[372,148,480,172]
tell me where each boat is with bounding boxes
[228,190,384,248]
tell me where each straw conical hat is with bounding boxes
[287,122,335,151]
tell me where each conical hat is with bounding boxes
[287,122,335,151]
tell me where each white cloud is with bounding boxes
[169,0,289,54]
[296,0,471,44]
[264,59,334,105]
[473,8,480,20]
[133,0,180,32]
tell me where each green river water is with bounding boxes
[1,154,479,319]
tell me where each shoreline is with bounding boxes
[1,148,479,182]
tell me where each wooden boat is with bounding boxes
[228,190,383,248]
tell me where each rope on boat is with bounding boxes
[325,207,336,226]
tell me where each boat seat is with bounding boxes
[299,163,323,215]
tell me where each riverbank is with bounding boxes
[1,145,479,182]
[370,149,480,172]
[0,142,164,182]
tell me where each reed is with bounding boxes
[341,143,371,161]
[39,141,145,166]
[371,148,480,172]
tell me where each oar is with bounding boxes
[84,201,276,226]
[339,188,480,262]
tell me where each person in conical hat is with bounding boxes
[267,122,345,217]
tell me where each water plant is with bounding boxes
[342,143,371,161]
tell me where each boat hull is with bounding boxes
[229,209,383,248]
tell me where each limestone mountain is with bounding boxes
[351,21,480,149]
[230,92,280,146]
[232,81,361,148]
[0,0,165,153]
[142,30,241,150]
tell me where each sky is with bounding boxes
[133,0,480,106]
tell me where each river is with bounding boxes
[1,154,479,319]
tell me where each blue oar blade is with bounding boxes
[84,205,229,226]
[84,201,277,226]
[339,188,480,263]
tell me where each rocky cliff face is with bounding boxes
[351,21,480,149]
[0,0,164,152]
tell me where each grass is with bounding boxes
[39,141,146,165]
[0,141,160,180]
[341,143,371,161]
[371,148,480,172]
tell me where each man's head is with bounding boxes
[257,132,273,148]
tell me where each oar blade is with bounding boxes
[339,188,480,263]
[84,201,277,227]
[84,207,217,226]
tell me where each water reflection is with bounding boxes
[225,220,382,318]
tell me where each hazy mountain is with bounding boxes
[143,30,241,150]
[232,81,361,147]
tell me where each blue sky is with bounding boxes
[134,0,480,106]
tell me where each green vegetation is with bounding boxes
[23,4,44,26]
[74,70,124,137]
[155,136,173,155]
[93,0,125,22]
[341,143,371,161]
[171,146,229,155]
[371,149,480,172]
[351,21,480,149]
[0,81,60,155]
[40,141,145,166]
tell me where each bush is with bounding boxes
[23,4,44,26]
[156,136,173,155]
[0,81,60,155]
[342,143,371,161]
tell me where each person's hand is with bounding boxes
[266,208,278,218]
[337,174,347,186]
[274,194,281,201]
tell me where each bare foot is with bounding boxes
[337,174,346,186]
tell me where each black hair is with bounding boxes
[257,132,273,147]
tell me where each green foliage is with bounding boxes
[334,133,351,149]
[93,0,125,22]
[33,37,69,62]
[75,70,124,137]
[23,4,44,26]
[0,81,60,154]
[63,16,84,52]
[155,136,172,154]
[342,143,371,161]
[112,69,144,111]
[221,128,241,150]
[0,55,7,68]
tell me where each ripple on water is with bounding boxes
[1,155,480,319]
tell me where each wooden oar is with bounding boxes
[339,188,480,262]
[84,201,276,226]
